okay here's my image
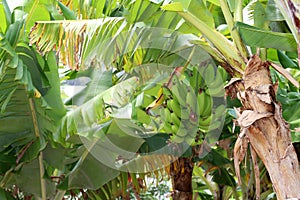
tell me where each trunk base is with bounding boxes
[171,157,194,200]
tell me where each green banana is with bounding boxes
[207,68,223,88]
[184,135,195,144]
[197,91,206,116]
[206,85,224,97]
[169,99,182,119]
[208,119,222,131]
[214,104,226,119]
[217,66,228,82]
[201,92,212,117]
[203,64,215,86]
[164,107,172,123]
[171,112,181,127]
[171,123,179,134]
[171,76,188,107]
[205,65,225,97]
[176,127,188,137]
[186,88,198,115]
[162,122,173,133]
[180,107,190,120]
[198,115,212,131]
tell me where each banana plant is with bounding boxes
[6,0,300,199]
[160,0,300,199]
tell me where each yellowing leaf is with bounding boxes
[161,2,185,12]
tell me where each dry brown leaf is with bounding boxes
[237,110,273,128]
[250,145,260,200]
[233,130,249,185]
[225,78,244,99]
[254,84,273,104]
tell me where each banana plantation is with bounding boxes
[1,0,300,199]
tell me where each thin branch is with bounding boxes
[16,140,35,164]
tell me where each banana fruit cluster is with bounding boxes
[159,64,226,144]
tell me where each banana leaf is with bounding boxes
[235,22,297,52]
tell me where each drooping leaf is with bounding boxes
[67,152,120,189]
[56,76,139,142]
[212,167,236,187]
[0,20,65,198]
[236,22,297,52]
[30,18,129,70]
[1,0,11,27]
[277,50,299,69]
[7,159,56,199]
[273,0,299,43]
[57,0,77,20]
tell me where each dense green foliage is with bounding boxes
[0,0,299,199]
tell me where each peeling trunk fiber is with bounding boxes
[171,157,194,200]
[236,55,300,199]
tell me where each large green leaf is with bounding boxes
[0,20,65,198]
[64,69,113,105]
[6,159,56,199]
[59,118,146,190]
[162,1,246,75]
[67,151,120,189]
[272,0,299,44]
[56,76,139,142]
[236,22,297,52]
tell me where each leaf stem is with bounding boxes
[29,98,47,200]
[234,0,243,22]
[219,0,248,60]
[18,0,40,41]
[178,11,245,74]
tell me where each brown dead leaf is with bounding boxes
[250,145,260,200]
[254,84,272,104]
[237,110,273,128]
[225,78,244,99]
[233,132,249,185]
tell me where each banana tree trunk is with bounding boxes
[170,157,194,200]
[233,55,300,199]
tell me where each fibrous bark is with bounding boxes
[170,157,194,200]
[231,55,300,199]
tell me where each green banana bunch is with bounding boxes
[159,76,199,144]
[158,66,225,145]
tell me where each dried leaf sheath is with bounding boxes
[233,55,300,199]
